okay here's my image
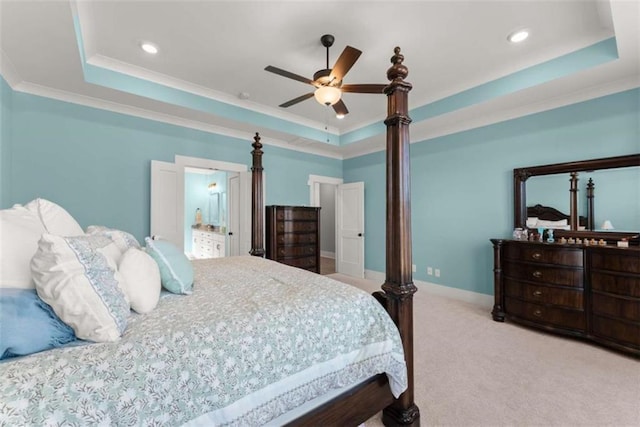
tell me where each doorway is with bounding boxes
[309,175,365,278]
[150,155,252,257]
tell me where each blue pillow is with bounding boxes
[1,288,76,360]
[144,237,194,294]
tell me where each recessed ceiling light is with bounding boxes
[508,29,529,44]
[336,113,345,119]
[141,42,159,54]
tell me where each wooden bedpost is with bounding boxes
[250,132,265,257]
[381,47,420,426]
[569,172,579,231]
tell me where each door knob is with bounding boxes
[228,232,233,236]
[358,233,363,237]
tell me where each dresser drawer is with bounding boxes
[504,279,583,309]
[505,297,585,331]
[590,251,640,274]
[591,272,640,297]
[276,221,317,233]
[504,244,583,266]
[504,261,583,288]
[283,256,317,270]
[591,315,640,347]
[592,292,640,322]
[276,233,317,244]
[276,209,318,221]
[277,245,317,257]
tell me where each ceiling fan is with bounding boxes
[265,34,386,117]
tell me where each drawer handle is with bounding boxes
[532,252,542,260]
[532,290,543,297]
[532,271,542,279]
[533,309,542,317]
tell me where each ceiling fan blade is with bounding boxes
[341,84,386,94]
[279,92,315,108]
[329,46,362,82]
[332,99,349,116]
[265,66,313,85]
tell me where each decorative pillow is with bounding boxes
[1,288,76,360]
[25,198,84,236]
[526,217,539,228]
[31,233,130,343]
[145,237,194,294]
[535,218,568,227]
[86,226,141,264]
[0,205,46,289]
[118,248,161,314]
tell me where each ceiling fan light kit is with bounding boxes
[265,34,386,117]
[314,86,341,106]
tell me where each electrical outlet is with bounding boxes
[427,267,433,275]
[435,269,441,277]
[412,264,416,273]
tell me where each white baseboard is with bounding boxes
[320,251,335,259]
[365,269,493,309]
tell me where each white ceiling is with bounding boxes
[1,0,638,158]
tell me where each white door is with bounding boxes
[336,182,365,278]
[227,173,241,256]
[150,160,182,248]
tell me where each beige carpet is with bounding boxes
[327,273,640,427]
[320,256,336,275]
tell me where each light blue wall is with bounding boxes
[5,91,342,242]
[0,76,12,207]
[344,88,640,296]
[3,80,638,298]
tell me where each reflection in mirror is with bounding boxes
[525,166,640,232]
[220,191,227,227]
[526,174,570,219]
[586,167,639,231]
[513,154,639,243]
[209,193,219,225]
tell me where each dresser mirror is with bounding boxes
[513,154,640,242]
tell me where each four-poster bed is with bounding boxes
[252,46,419,426]
[0,47,419,426]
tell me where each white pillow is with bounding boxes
[526,217,538,228]
[86,226,141,264]
[118,248,161,314]
[535,219,568,227]
[31,233,130,343]
[0,205,46,289]
[25,198,84,236]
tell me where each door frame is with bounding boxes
[308,174,343,207]
[175,155,247,252]
[308,174,344,272]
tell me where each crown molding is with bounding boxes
[0,49,22,88]
[5,71,637,162]
[10,81,345,160]
[87,54,341,136]
[341,74,640,159]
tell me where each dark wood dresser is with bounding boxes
[266,206,320,273]
[491,239,639,355]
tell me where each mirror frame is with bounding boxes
[513,153,640,238]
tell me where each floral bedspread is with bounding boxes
[0,256,407,426]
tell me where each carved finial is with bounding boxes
[387,46,408,82]
[252,132,262,150]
